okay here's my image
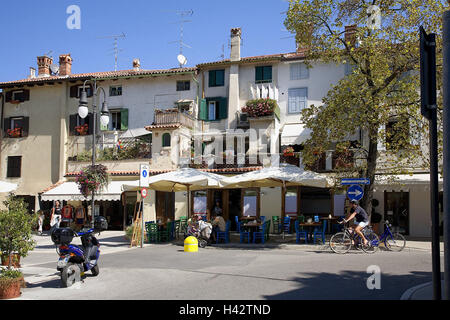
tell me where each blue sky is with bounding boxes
[0,0,295,82]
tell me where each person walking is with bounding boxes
[37,210,45,236]
[50,200,62,234]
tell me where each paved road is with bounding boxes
[15,232,440,300]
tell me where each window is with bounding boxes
[109,85,122,96]
[70,85,93,98]
[7,156,22,178]
[288,88,308,113]
[100,108,128,131]
[77,86,93,98]
[12,91,24,101]
[110,110,122,131]
[176,81,190,91]
[3,116,29,138]
[255,66,272,83]
[208,101,217,121]
[290,63,309,80]
[69,113,92,136]
[208,70,225,87]
[5,90,30,103]
[162,133,171,147]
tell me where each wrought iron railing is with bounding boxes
[153,109,195,128]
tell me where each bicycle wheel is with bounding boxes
[362,232,379,254]
[385,232,406,252]
[330,232,352,254]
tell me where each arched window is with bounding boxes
[162,133,171,147]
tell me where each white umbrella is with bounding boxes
[0,181,17,193]
[122,168,225,218]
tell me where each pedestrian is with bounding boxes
[37,210,45,236]
[50,200,62,234]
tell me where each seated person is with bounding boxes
[211,212,226,242]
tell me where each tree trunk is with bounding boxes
[362,136,378,217]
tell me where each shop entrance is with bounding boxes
[156,191,175,222]
[384,191,409,235]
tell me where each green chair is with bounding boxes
[298,215,306,231]
[265,220,271,241]
[159,221,173,242]
[180,218,188,237]
[271,216,281,234]
[145,222,159,243]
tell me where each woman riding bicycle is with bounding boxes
[341,200,369,246]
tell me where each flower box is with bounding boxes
[75,124,89,136]
[242,98,278,118]
[6,128,22,138]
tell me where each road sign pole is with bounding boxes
[420,26,441,300]
[443,10,450,300]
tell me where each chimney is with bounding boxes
[133,58,141,71]
[230,28,242,62]
[344,25,357,47]
[37,55,53,77]
[59,54,73,76]
[29,67,36,79]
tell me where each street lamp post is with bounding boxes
[78,79,110,228]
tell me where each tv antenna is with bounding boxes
[168,10,194,67]
[97,32,126,71]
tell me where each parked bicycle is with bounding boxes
[378,220,406,251]
[329,221,379,254]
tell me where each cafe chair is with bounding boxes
[145,222,159,243]
[159,221,173,242]
[280,216,291,238]
[216,221,231,244]
[272,216,281,234]
[174,220,181,239]
[295,220,308,244]
[313,220,327,244]
[235,216,241,232]
[180,218,188,237]
[264,220,271,240]
[253,221,268,244]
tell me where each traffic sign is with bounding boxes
[140,164,149,187]
[341,178,370,185]
[347,185,364,202]
[141,188,148,199]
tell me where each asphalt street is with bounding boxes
[14,232,440,300]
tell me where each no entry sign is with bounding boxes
[141,188,148,199]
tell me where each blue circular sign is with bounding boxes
[142,170,148,178]
[347,185,364,201]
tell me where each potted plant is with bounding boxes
[242,98,278,118]
[75,123,89,136]
[6,127,22,138]
[283,146,295,157]
[0,195,38,299]
[75,164,109,198]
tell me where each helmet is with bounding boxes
[94,216,108,231]
[350,200,359,205]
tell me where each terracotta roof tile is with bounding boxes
[145,124,181,130]
[41,180,66,193]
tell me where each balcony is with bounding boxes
[249,82,279,101]
[153,108,195,129]
[242,98,280,121]
[189,155,263,169]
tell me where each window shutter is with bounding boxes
[263,66,272,81]
[255,67,263,82]
[87,85,94,97]
[120,108,129,130]
[5,91,12,102]
[3,117,10,132]
[208,71,216,87]
[199,99,208,120]
[216,70,225,86]
[22,89,30,102]
[70,85,78,98]
[87,113,94,135]
[69,114,77,135]
[218,97,228,119]
[21,117,29,137]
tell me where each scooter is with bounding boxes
[51,216,108,288]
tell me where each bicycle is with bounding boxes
[329,221,379,254]
[378,220,406,251]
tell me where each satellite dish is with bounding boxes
[177,54,187,66]
[50,64,59,75]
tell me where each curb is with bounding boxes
[400,282,432,300]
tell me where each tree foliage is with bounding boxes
[284,0,447,215]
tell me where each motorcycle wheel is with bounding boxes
[61,263,81,288]
[91,264,99,276]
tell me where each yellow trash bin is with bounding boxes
[184,236,198,253]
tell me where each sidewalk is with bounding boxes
[401,281,445,300]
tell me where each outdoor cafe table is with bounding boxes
[299,222,322,242]
[242,222,263,242]
[320,216,339,234]
[240,216,257,221]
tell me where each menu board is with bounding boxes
[333,194,346,216]
[285,195,297,213]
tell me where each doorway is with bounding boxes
[156,191,175,222]
[384,191,409,235]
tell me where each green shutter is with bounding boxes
[208,70,216,87]
[218,97,228,119]
[263,66,272,81]
[255,67,263,82]
[120,108,128,130]
[216,70,225,86]
[199,99,208,120]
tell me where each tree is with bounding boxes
[0,195,37,269]
[284,0,447,215]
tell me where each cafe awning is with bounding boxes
[280,123,311,146]
[41,180,137,202]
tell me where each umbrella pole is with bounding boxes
[186,185,190,219]
[281,181,286,240]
